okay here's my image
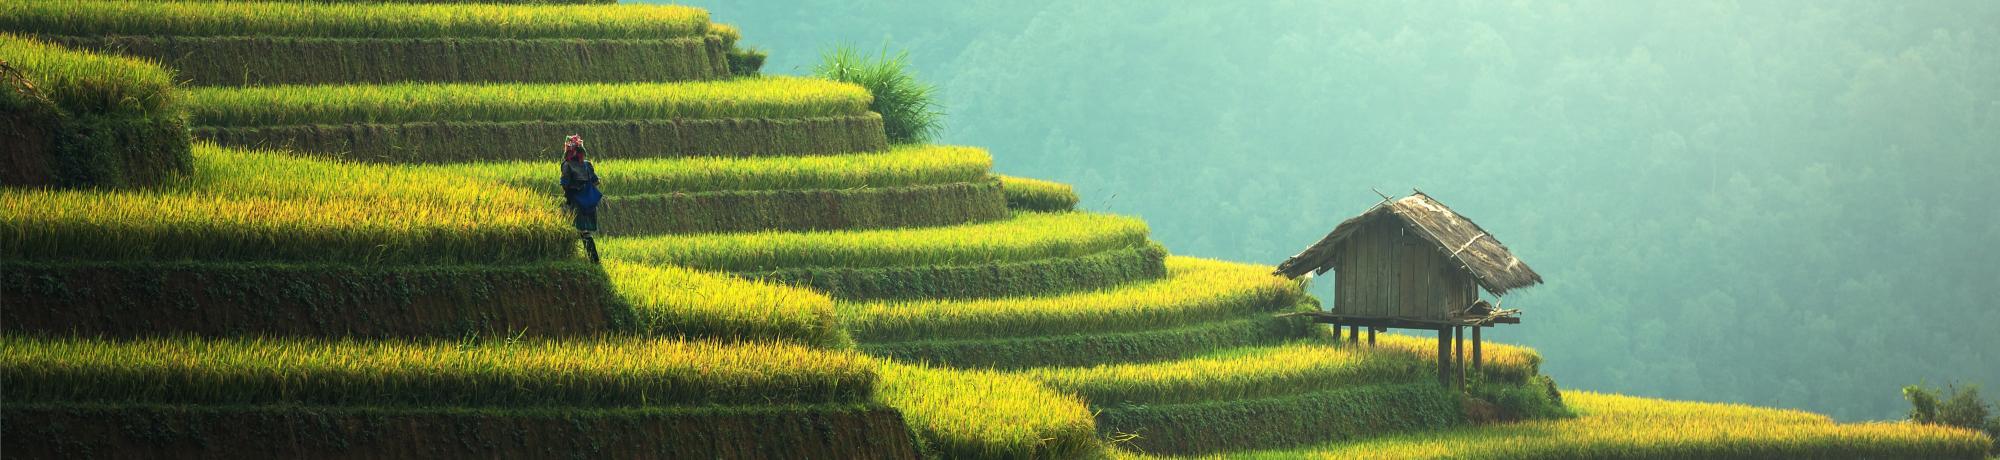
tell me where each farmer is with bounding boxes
[560,135,603,261]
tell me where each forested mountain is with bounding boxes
[680,0,2000,421]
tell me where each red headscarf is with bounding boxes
[563,135,585,162]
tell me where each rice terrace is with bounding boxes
[2,0,1997,459]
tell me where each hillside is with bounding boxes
[1,1,1992,459]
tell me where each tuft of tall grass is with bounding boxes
[1240,391,1996,459]
[1,0,713,40]
[433,144,992,196]
[0,144,572,264]
[814,46,941,144]
[0,33,177,117]
[1,336,878,408]
[185,77,871,127]
[599,211,1150,272]
[1,33,191,188]
[998,175,1080,212]
[842,257,1301,342]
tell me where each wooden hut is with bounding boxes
[1274,191,1542,386]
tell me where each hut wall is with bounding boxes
[1333,218,1477,322]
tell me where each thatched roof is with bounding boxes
[1274,191,1543,295]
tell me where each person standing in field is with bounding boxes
[561,134,603,262]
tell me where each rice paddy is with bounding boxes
[605,260,848,348]
[434,144,992,196]
[0,33,177,116]
[0,144,572,264]
[1230,391,1995,459]
[841,257,1301,341]
[185,77,871,127]
[1,0,713,40]
[1016,342,1438,406]
[600,211,1151,272]
[1,336,878,408]
[875,362,1103,459]
[998,175,1080,212]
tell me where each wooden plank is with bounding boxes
[1436,327,1451,387]
[1472,326,1483,374]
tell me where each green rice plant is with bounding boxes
[0,144,573,264]
[39,35,730,86]
[1236,391,1995,459]
[0,336,878,408]
[600,211,1150,272]
[999,175,1080,212]
[196,114,889,163]
[595,181,1008,235]
[6,404,920,459]
[755,243,1170,301]
[1,0,713,40]
[875,362,1104,459]
[604,260,849,348]
[1,33,190,187]
[185,77,870,127]
[842,257,1302,342]
[860,310,1314,370]
[1368,332,1544,383]
[814,46,941,144]
[436,145,992,196]
[1103,384,1463,456]
[4,261,628,339]
[1016,342,1431,406]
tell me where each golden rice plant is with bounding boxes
[1,336,879,408]
[875,362,1104,459]
[434,144,992,196]
[604,260,851,348]
[841,257,1301,341]
[185,77,871,127]
[599,211,1151,272]
[0,144,573,264]
[998,175,1080,212]
[1,0,712,40]
[1241,391,1995,459]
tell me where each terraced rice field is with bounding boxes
[437,144,993,196]
[602,211,1149,271]
[0,145,571,264]
[1228,391,1994,459]
[185,77,869,126]
[1,336,878,407]
[1,0,716,40]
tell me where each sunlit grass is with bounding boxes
[433,145,991,196]
[1,0,713,40]
[600,211,1150,272]
[185,77,870,127]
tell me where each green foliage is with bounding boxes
[0,336,879,407]
[998,175,1080,211]
[1468,374,1574,422]
[4,404,922,459]
[0,33,190,188]
[601,211,1149,272]
[1,0,714,39]
[1,145,572,264]
[439,144,993,195]
[1906,383,1996,451]
[842,257,1301,342]
[186,77,869,127]
[40,35,730,86]
[197,114,888,163]
[813,45,942,144]
[604,260,849,348]
[596,181,1008,235]
[875,363,1104,459]
[750,242,1169,301]
[2,261,628,339]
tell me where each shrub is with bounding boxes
[729,47,768,77]
[813,45,942,144]
[1904,383,1997,454]
[998,175,1080,211]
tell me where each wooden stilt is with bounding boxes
[1453,326,1465,390]
[1367,327,1377,347]
[1349,325,1359,344]
[1333,323,1344,342]
[1472,326,1483,375]
[1436,327,1451,387]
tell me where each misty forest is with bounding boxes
[685,0,2000,422]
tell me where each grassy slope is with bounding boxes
[185,77,869,126]
[601,211,1150,271]
[435,144,993,196]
